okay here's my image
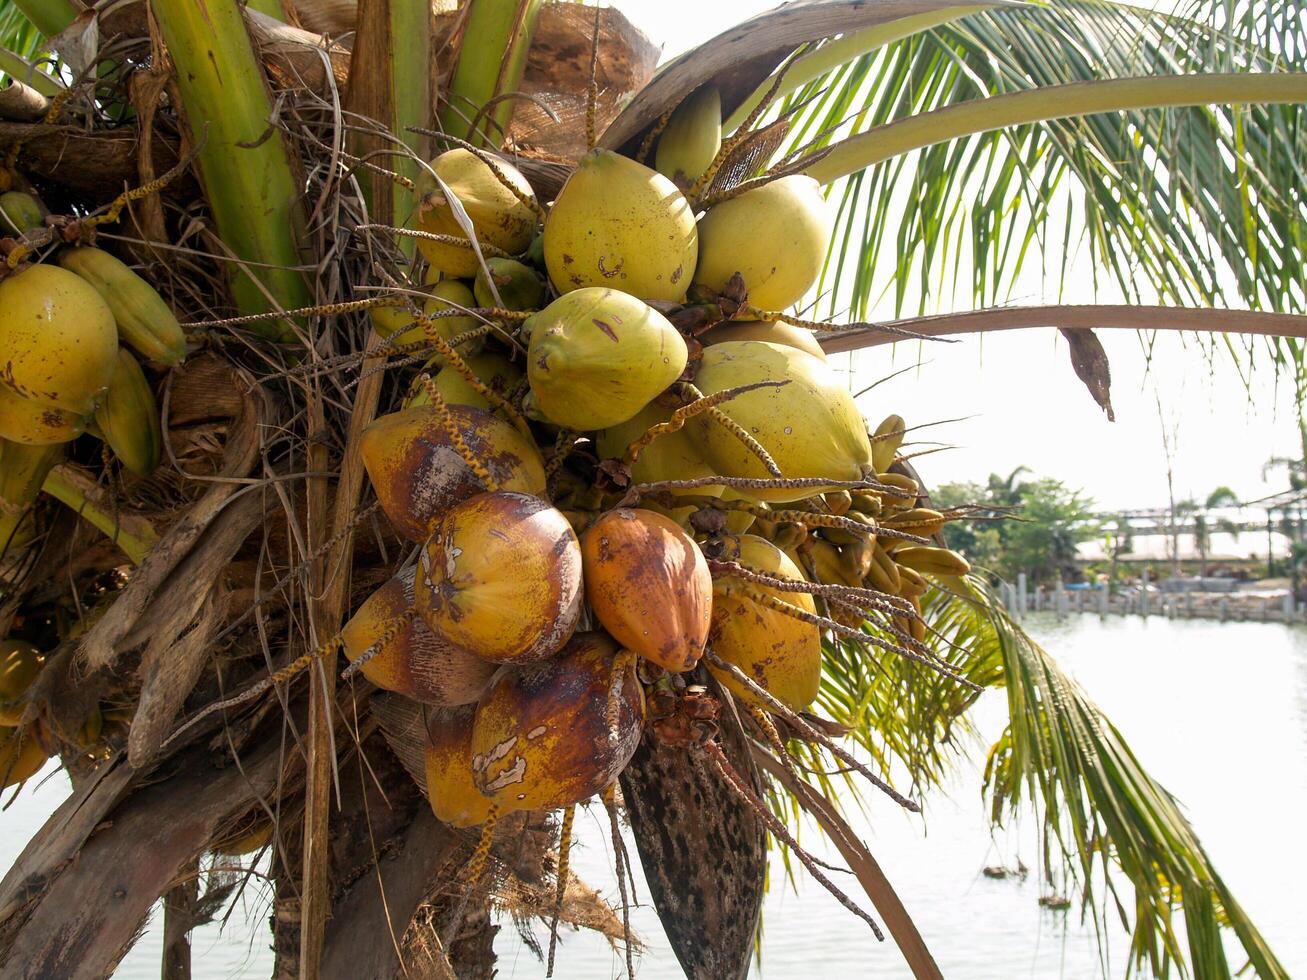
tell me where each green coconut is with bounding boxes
[543,150,697,303]
[525,288,687,431]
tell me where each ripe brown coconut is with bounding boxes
[470,632,644,812]
[361,404,546,542]
[414,491,583,664]
[581,509,712,673]
[705,534,821,713]
[424,704,498,828]
[341,567,497,706]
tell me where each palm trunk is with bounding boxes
[439,0,543,148]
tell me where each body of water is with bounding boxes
[4,615,1304,978]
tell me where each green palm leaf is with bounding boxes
[761,0,1306,322]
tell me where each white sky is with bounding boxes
[625,0,1304,512]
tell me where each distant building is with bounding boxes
[1076,506,1291,575]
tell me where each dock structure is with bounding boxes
[1001,578,1304,625]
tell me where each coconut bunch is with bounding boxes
[327,85,976,933]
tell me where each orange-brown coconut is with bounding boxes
[341,567,496,706]
[706,534,821,712]
[414,492,582,664]
[361,405,546,543]
[424,704,497,828]
[581,509,711,673]
[470,632,644,811]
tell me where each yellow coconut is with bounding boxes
[0,638,43,726]
[654,84,721,190]
[424,704,496,828]
[701,319,826,362]
[692,175,830,312]
[361,405,546,543]
[414,491,583,664]
[0,726,47,787]
[370,279,482,358]
[342,568,497,706]
[581,509,712,673]
[543,149,698,302]
[413,149,538,277]
[688,341,872,502]
[0,263,119,416]
[0,378,88,446]
[470,632,644,811]
[212,819,275,857]
[0,440,62,510]
[0,507,37,557]
[473,257,545,311]
[525,288,687,430]
[405,349,524,414]
[705,534,820,713]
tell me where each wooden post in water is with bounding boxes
[1219,597,1229,622]
[1098,588,1108,619]
[1017,573,1028,618]
[1054,581,1066,620]
[1285,592,1295,621]
[1186,591,1194,618]
[1140,568,1150,617]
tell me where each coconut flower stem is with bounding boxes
[417,316,528,430]
[704,648,920,811]
[618,475,906,508]
[545,804,576,977]
[601,784,636,980]
[417,375,501,493]
[678,382,783,478]
[738,587,976,689]
[622,379,786,467]
[465,803,501,884]
[706,558,912,617]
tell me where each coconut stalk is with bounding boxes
[150,0,310,338]
[438,0,543,148]
[804,72,1307,184]
[11,0,79,39]
[0,49,64,97]
[245,0,288,18]
[41,464,159,565]
[348,0,433,236]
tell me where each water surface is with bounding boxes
[4,615,1303,978]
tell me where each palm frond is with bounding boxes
[816,592,1000,795]
[0,5,52,69]
[764,0,1306,323]
[938,574,1289,979]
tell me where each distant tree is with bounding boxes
[936,473,1096,583]
[1182,488,1242,576]
[1206,486,1240,508]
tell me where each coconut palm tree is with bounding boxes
[0,2,1303,978]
